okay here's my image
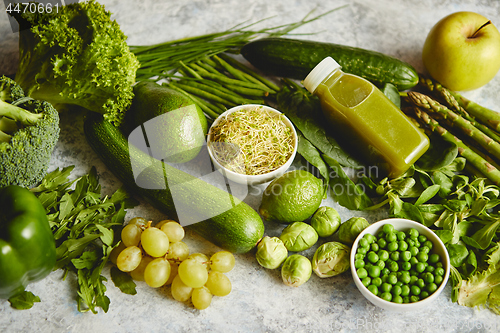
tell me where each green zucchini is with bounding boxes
[83,112,264,253]
[240,37,419,90]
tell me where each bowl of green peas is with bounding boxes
[350,218,450,311]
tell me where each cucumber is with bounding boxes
[240,37,419,91]
[83,112,264,253]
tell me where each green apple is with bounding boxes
[422,11,500,91]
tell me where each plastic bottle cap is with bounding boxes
[303,57,341,93]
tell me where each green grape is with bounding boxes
[210,251,235,273]
[128,217,148,228]
[178,258,209,288]
[166,261,179,285]
[191,286,212,310]
[154,219,169,229]
[166,241,190,262]
[171,274,193,302]
[116,246,142,272]
[187,253,210,271]
[121,223,142,247]
[109,241,127,265]
[141,226,169,257]
[130,255,154,281]
[205,271,232,297]
[144,257,171,288]
[161,221,185,242]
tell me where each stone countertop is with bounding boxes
[1,0,500,332]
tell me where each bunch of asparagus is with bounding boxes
[162,54,279,120]
[404,77,500,186]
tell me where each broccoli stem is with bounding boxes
[0,99,43,126]
[0,128,12,143]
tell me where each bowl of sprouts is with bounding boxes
[207,104,297,185]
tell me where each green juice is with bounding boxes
[305,57,429,178]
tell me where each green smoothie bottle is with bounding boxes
[303,57,429,178]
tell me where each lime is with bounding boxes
[259,170,323,223]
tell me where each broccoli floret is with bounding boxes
[10,0,140,127]
[0,75,60,188]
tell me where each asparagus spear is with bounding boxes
[406,106,500,186]
[407,91,500,163]
[419,77,500,142]
[448,90,500,133]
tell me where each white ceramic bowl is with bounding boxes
[207,104,297,185]
[350,218,450,311]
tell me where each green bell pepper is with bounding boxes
[0,185,56,299]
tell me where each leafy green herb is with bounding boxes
[8,291,41,310]
[110,266,137,295]
[30,166,138,314]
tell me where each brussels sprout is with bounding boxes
[312,242,351,278]
[311,206,341,237]
[281,254,312,287]
[279,222,318,252]
[255,236,288,269]
[338,217,369,244]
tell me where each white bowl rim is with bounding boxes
[207,104,298,183]
[350,217,451,311]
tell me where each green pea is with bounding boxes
[413,239,421,248]
[418,234,427,243]
[354,259,365,269]
[391,285,402,296]
[377,238,387,249]
[410,275,419,285]
[355,253,365,260]
[401,284,410,296]
[363,233,376,244]
[387,241,398,252]
[393,295,403,304]
[368,265,381,278]
[381,268,390,276]
[396,231,406,241]
[408,228,419,239]
[403,296,410,303]
[376,260,385,269]
[371,277,383,287]
[398,240,408,252]
[429,253,440,264]
[409,257,419,266]
[411,285,421,296]
[367,284,378,295]
[420,246,430,254]
[425,265,435,273]
[390,251,400,261]
[387,273,398,285]
[435,262,443,268]
[415,262,426,273]
[367,251,379,264]
[420,291,430,299]
[357,267,368,279]
[380,292,392,302]
[388,261,399,272]
[409,246,419,257]
[386,233,397,243]
[399,271,411,284]
[434,275,443,285]
[401,261,411,271]
[417,252,428,263]
[410,295,420,303]
[395,281,403,287]
[416,278,425,289]
[435,267,445,276]
[407,239,415,247]
[427,283,438,293]
[370,243,380,252]
[424,240,433,250]
[378,250,389,261]
[401,251,411,262]
[359,238,369,249]
[381,282,392,293]
[357,247,368,255]
[423,272,434,284]
[382,224,395,234]
[362,277,371,287]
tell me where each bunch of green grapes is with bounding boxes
[110,217,235,310]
